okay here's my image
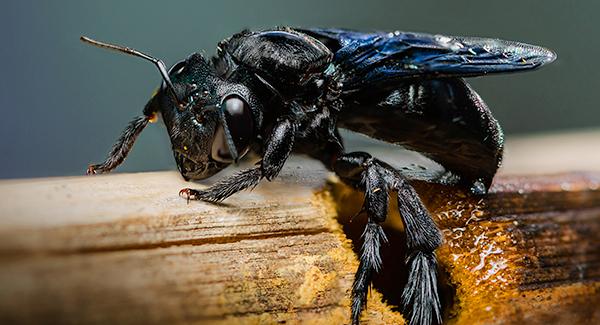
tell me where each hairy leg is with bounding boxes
[334,152,443,325]
[180,118,296,202]
[352,221,387,324]
[87,115,151,174]
[396,170,443,325]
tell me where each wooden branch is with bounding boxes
[1,138,599,324]
[0,160,402,325]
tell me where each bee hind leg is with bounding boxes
[333,151,443,325]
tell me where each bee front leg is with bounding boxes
[333,152,443,325]
[180,118,296,203]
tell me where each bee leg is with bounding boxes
[339,153,390,325]
[334,152,389,324]
[87,115,150,174]
[179,168,263,203]
[352,220,388,324]
[395,173,443,325]
[180,118,296,203]
[333,152,443,325]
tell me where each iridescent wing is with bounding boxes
[299,28,556,92]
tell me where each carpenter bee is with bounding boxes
[81,27,555,325]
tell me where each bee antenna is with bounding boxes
[80,36,183,107]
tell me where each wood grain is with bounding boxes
[0,160,401,325]
[1,132,599,324]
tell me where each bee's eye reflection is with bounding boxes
[211,95,254,163]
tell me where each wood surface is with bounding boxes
[0,130,599,324]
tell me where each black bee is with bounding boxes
[81,27,555,325]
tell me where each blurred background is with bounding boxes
[1,0,598,179]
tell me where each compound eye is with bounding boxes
[161,60,186,90]
[211,95,254,163]
[169,60,186,75]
